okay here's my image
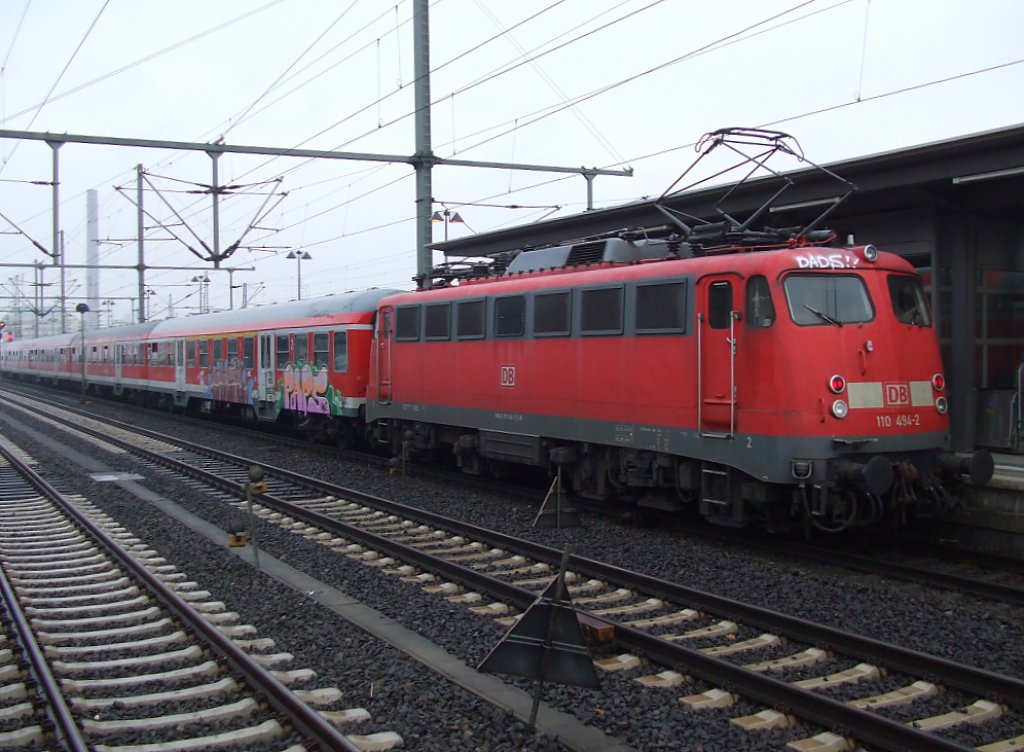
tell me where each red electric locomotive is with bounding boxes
[363,129,993,531]
[364,234,993,531]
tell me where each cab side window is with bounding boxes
[746,276,775,328]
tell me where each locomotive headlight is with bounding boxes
[828,374,846,394]
[862,244,879,262]
[831,399,849,419]
[935,396,948,414]
[932,373,945,391]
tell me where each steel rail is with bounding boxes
[7,400,1017,751]
[42,418,999,752]
[0,462,89,752]
[0,443,361,752]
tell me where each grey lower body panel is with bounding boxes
[370,401,948,485]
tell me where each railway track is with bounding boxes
[2,389,1022,751]
[0,431,399,752]
[13,380,1022,606]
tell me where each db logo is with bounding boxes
[500,365,516,388]
[884,383,910,406]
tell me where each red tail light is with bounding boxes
[932,373,945,391]
[829,374,846,394]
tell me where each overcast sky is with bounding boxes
[1,0,1022,324]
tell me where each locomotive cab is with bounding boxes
[727,244,993,531]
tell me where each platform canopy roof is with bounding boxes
[433,124,1024,261]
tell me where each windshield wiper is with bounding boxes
[803,303,842,327]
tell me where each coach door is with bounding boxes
[257,333,274,402]
[175,340,186,392]
[697,276,740,437]
[376,307,393,403]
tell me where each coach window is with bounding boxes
[495,296,525,337]
[313,332,329,366]
[395,306,420,341]
[636,282,686,333]
[294,333,309,363]
[425,303,451,340]
[187,341,196,368]
[227,337,238,364]
[456,299,485,339]
[746,276,775,328]
[276,334,290,368]
[533,291,570,336]
[211,339,222,367]
[581,286,623,335]
[243,337,255,369]
[199,340,209,368]
[149,342,159,365]
[333,330,348,372]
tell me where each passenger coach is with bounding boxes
[2,290,399,445]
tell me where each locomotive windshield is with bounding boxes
[887,275,932,326]
[783,273,874,326]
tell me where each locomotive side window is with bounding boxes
[784,274,874,326]
[888,275,932,326]
[425,303,451,340]
[456,300,485,339]
[495,296,525,337]
[636,282,686,333]
[313,332,329,366]
[396,305,420,341]
[708,281,733,329]
[581,286,623,335]
[333,330,348,372]
[243,337,254,369]
[534,291,570,336]
[746,276,775,328]
[275,334,290,367]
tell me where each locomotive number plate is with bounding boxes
[875,413,921,428]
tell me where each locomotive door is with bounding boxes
[376,307,393,403]
[697,276,740,437]
[257,333,274,402]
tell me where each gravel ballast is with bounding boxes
[2,393,1022,751]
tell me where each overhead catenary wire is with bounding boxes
[1,1,1020,305]
[0,0,110,176]
[0,0,287,127]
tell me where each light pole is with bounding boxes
[75,303,89,402]
[145,288,157,320]
[102,298,115,326]
[286,251,312,300]
[431,208,464,241]
[191,275,210,313]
